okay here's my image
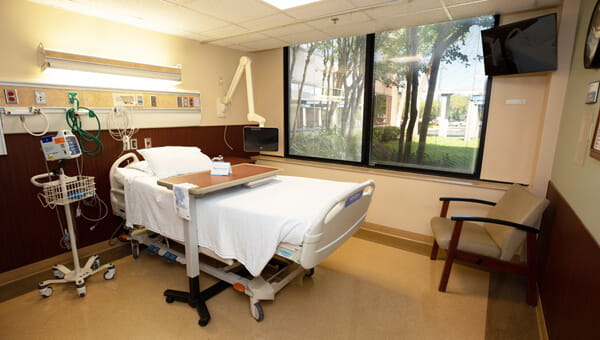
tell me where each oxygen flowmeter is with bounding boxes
[40,130,82,160]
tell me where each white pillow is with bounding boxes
[126,160,155,176]
[137,146,212,179]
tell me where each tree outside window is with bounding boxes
[287,15,494,176]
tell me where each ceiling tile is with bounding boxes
[238,13,297,31]
[261,23,315,38]
[306,11,371,29]
[374,9,450,30]
[348,0,404,6]
[366,0,442,18]
[213,32,272,45]
[199,25,251,39]
[185,0,280,23]
[283,0,357,20]
[279,30,334,45]
[238,38,289,51]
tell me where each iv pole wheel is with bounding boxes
[38,285,53,298]
[52,267,65,279]
[76,282,86,297]
[91,257,100,270]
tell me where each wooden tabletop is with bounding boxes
[157,163,281,196]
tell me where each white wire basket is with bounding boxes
[40,176,96,206]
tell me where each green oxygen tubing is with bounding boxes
[65,92,104,156]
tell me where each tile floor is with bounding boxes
[0,236,538,339]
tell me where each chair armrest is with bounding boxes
[450,216,539,234]
[439,197,496,206]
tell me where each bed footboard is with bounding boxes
[109,152,140,218]
[299,180,375,269]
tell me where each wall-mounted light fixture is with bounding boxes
[39,43,182,83]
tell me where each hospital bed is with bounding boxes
[109,151,375,321]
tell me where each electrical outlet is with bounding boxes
[4,89,18,104]
[130,138,138,149]
[144,137,152,148]
[34,90,47,105]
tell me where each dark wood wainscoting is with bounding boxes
[538,182,600,340]
[0,125,256,272]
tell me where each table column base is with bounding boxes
[164,276,231,327]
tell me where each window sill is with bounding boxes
[252,155,510,191]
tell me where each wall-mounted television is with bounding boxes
[243,127,279,152]
[481,13,557,76]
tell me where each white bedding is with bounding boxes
[117,168,357,276]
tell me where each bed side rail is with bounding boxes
[299,180,375,269]
[109,152,140,218]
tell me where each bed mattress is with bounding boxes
[115,168,357,276]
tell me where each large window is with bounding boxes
[286,16,494,177]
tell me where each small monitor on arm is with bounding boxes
[243,127,278,152]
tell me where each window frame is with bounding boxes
[284,20,495,180]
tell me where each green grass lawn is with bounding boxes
[378,136,479,172]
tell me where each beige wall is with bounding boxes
[252,4,581,236]
[1,0,587,238]
[551,0,600,242]
[0,0,259,132]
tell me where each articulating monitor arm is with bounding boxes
[217,56,266,127]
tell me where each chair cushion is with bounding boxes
[484,184,550,260]
[431,216,501,258]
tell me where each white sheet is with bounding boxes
[119,168,357,276]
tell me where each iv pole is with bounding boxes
[217,56,266,127]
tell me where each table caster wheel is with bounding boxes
[165,296,175,303]
[104,265,116,280]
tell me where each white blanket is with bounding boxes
[119,168,356,276]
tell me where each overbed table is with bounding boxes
[157,163,282,326]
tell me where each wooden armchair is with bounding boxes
[430,184,549,306]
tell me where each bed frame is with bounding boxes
[109,152,375,321]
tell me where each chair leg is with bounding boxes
[526,232,538,306]
[439,221,463,292]
[430,240,439,260]
[439,255,454,292]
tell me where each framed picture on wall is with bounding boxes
[587,81,600,103]
[585,0,600,68]
[591,112,600,161]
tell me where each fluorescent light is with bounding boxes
[40,45,182,82]
[262,0,321,10]
[40,68,181,91]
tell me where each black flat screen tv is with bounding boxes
[481,13,557,76]
[243,127,279,152]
